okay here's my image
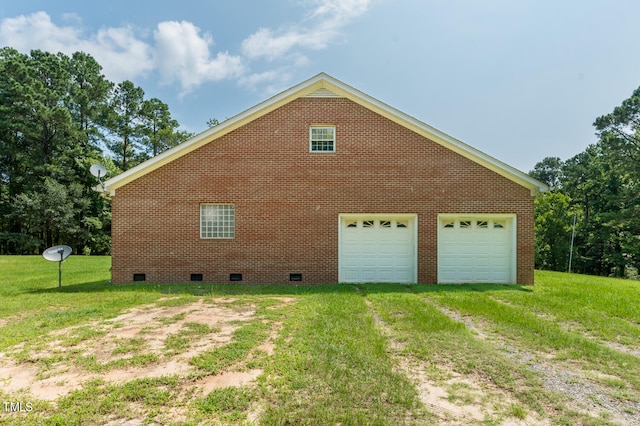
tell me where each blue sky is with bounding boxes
[1,0,639,173]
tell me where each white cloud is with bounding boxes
[153,21,244,94]
[238,69,293,94]
[0,11,81,53]
[90,26,155,82]
[241,27,326,61]
[0,2,375,95]
[0,12,243,92]
[308,0,372,23]
[241,0,373,60]
[0,12,154,83]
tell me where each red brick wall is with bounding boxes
[111,97,535,285]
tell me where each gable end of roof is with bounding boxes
[103,73,548,196]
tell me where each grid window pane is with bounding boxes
[200,204,235,238]
[310,126,335,152]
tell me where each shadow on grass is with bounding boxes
[30,280,533,297]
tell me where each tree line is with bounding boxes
[0,48,192,255]
[530,86,640,278]
[2,47,639,279]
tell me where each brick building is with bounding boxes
[103,73,547,285]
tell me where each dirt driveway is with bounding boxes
[1,293,637,425]
[0,296,296,425]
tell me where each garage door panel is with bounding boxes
[342,270,360,282]
[438,216,515,284]
[361,246,377,256]
[377,270,395,281]
[395,257,412,268]
[377,257,395,267]
[362,256,379,267]
[459,245,476,255]
[342,259,360,268]
[440,245,459,256]
[340,216,416,283]
[475,257,491,268]
[460,270,476,281]
[361,270,377,282]
[490,246,508,255]
[475,271,491,281]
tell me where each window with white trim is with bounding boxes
[310,126,335,152]
[200,204,235,239]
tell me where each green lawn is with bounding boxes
[1,256,639,425]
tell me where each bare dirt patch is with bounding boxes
[0,297,284,403]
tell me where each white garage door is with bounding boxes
[438,215,516,284]
[339,215,416,283]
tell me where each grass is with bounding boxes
[1,256,640,424]
[258,289,423,424]
[190,320,270,374]
[422,279,640,393]
[195,386,255,423]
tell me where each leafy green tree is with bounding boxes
[65,51,113,149]
[0,48,93,253]
[560,146,620,275]
[539,138,640,277]
[529,157,564,190]
[534,192,577,271]
[11,178,80,252]
[594,86,640,166]
[0,49,77,185]
[0,48,185,255]
[140,98,192,157]
[0,51,131,254]
[588,88,640,277]
[530,85,640,277]
[104,80,146,171]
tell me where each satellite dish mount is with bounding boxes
[90,164,108,193]
[42,245,72,288]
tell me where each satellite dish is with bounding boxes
[43,245,72,261]
[42,245,72,288]
[90,164,108,193]
[90,164,107,179]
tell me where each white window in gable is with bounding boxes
[201,204,235,239]
[310,126,335,152]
